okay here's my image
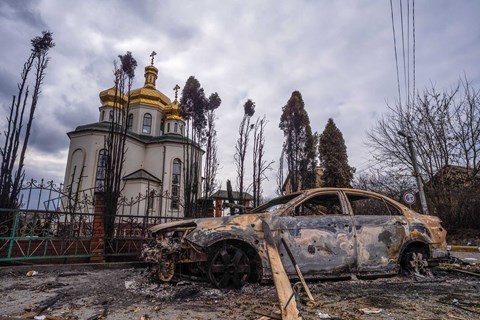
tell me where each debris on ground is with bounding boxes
[359,307,383,314]
[26,270,39,277]
[1,251,479,320]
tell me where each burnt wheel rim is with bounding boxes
[208,244,251,289]
[404,251,429,274]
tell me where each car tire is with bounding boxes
[207,242,252,289]
[401,247,429,274]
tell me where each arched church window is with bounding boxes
[143,113,152,134]
[174,123,178,133]
[171,159,181,210]
[95,149,107,192]
[101,110,105,121]
[167,123,171,133]
[109,110,114,120]
[127,113,133,131]
[148,190,155,210]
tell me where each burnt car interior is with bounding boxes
[293,193,344,216]
[346,193,403,216]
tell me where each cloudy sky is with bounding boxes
[1,0,479,197]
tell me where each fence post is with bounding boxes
[90,193,106,263]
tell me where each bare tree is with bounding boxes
[235,99,255,210]
[0,31,54,213]
[367,78,480,229]
[102,52,137,238]
[252,115,274,207]
[353,167,416,203]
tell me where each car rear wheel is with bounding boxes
[207,242,252,289]
[401,246,430,275]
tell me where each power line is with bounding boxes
[399,0,408,106]
[390,0,402,107]
[407,0,410,107]
[413,0,416,101]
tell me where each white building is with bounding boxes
[63,61,202,218]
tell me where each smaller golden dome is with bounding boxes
[99,86,126,108]
[164,99,184,121]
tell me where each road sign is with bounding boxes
[403,191,416,205]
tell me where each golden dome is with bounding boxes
[129,65,171,108]
[99,86,126,108]
[164,99,184,121]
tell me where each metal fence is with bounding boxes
[0,179,182,264]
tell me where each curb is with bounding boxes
[447,245,480,252]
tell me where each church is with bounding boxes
[63,57,202,219]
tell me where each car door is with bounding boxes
[343,191,409,275]
[277,191,356,278]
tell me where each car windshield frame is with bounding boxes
[248,192,303,214]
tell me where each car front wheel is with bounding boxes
[207,242,252,289]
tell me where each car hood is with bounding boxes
[150,220,197,234]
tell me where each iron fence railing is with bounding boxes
[0,179,185,264]
[0,209,183,263]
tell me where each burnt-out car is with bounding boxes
[142,188,448,288]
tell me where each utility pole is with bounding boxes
[398,131,429,214]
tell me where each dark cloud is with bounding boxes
[29,116,69,154]
[0,0,479,195]
[0,0,47,30]
[0,66,17,102]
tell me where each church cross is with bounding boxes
[174,84,180,100]
[150,51,157,66]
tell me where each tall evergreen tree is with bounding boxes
[279,91,317,192]
[318,118,354,188]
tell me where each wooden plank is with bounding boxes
[262,220,301,320]
[280,238,316,307]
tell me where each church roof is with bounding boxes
[99,62,172,109]
[211,190,253,201]
[68,122,203,151]
[123,169,161,183]
[164,99,183,121]
[129,65,171,108]
[99,86,126,108]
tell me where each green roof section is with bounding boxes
[211,190,253,201]
[122,169,161,183]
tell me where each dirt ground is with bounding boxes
[1,252,479,320]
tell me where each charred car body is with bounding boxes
[142,188,448,288]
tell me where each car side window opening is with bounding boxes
[293,193,344,217]
[346,194,402,216]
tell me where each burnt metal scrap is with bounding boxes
[142,188,449,289]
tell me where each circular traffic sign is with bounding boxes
[403,191,416,205]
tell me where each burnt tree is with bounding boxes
[0,31,54,213]
[235,99,255,209]
[180,76,221,217]
[252,115,274,207]
[102,52,137,239]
